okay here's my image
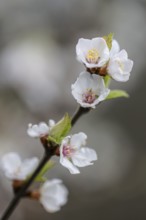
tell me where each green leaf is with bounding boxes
[35,161,55,182]
[103,33,114,50]
[104,75,111,88]
[106,90,129,100]
[48,113,71,144]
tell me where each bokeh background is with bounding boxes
[0,0,146,219]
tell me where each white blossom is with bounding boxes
[40,179,68,213]
[27,119,55,138]
[60,132,97,174]
[71,72,110,108]
[76,37,110,68]
[1,152,39,180]
[107,49,134,82]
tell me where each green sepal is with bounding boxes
[104,75,111,88]
[48,113,71,144]
[35,160,55,182]
[106,90,129,100]
[103,33,114,50]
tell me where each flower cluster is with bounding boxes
[1,129,97,212]
[0,152,68,213]
[72,35,133,108]
[0,34,133,217]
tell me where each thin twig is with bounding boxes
[71,105,91,127]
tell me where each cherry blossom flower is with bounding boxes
[27,119,55,138]
[71,72,110,108]
[40,179,68,213]
[60,132,97,174]
[76,37,110,68]
[1,152,39,180]
[107,49,134,82]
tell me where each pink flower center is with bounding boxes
[63,145,74,157]
[82,90,97,104]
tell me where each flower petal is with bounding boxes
[70,132,87,149]
[118,49,128,59]
[72,147,97,167]
[27,124,40,138]
[1,152,22,179]
[60,155,80,174]
[20,157,39,179]
[38,122,49,135]
[91,38,110,67]
[123,59,134,73]
[76,38,91,63]
[110,39,120,57]
[40,179,68,213]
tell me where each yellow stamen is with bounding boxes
[86,49,99,63]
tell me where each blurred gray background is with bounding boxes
[0,0,146,219]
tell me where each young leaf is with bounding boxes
[104,75,111,88]
[48,113,71,144]
[35,161,55,182]
[103,33,114,50]
[106,90,129,100]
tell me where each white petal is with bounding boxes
[71,72,92,106]
[70,132,87,149]
[74,72,99,92]
[111,72,130,82]
[72,147,97,167]
[91,37,110,67]
[123,59,134,73]
[60,155,80,174]
[77,101,96,109]
[88,74,110,102]
[27,124,40,138]
[110,39,120,57]
[76,38,91,62]
[94,88,110,103]
[71,72,94,97]
[40,179,68,213]
[1,152,22,179]
[91,38,107,53]
[76,38,92,54]
[93,75,106,92]
[76,40,91,65]
[72,72,92,92]
[38,122,49,135]
[20,157,39,179]
[118,49,128,59]
[41,179,68,205]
